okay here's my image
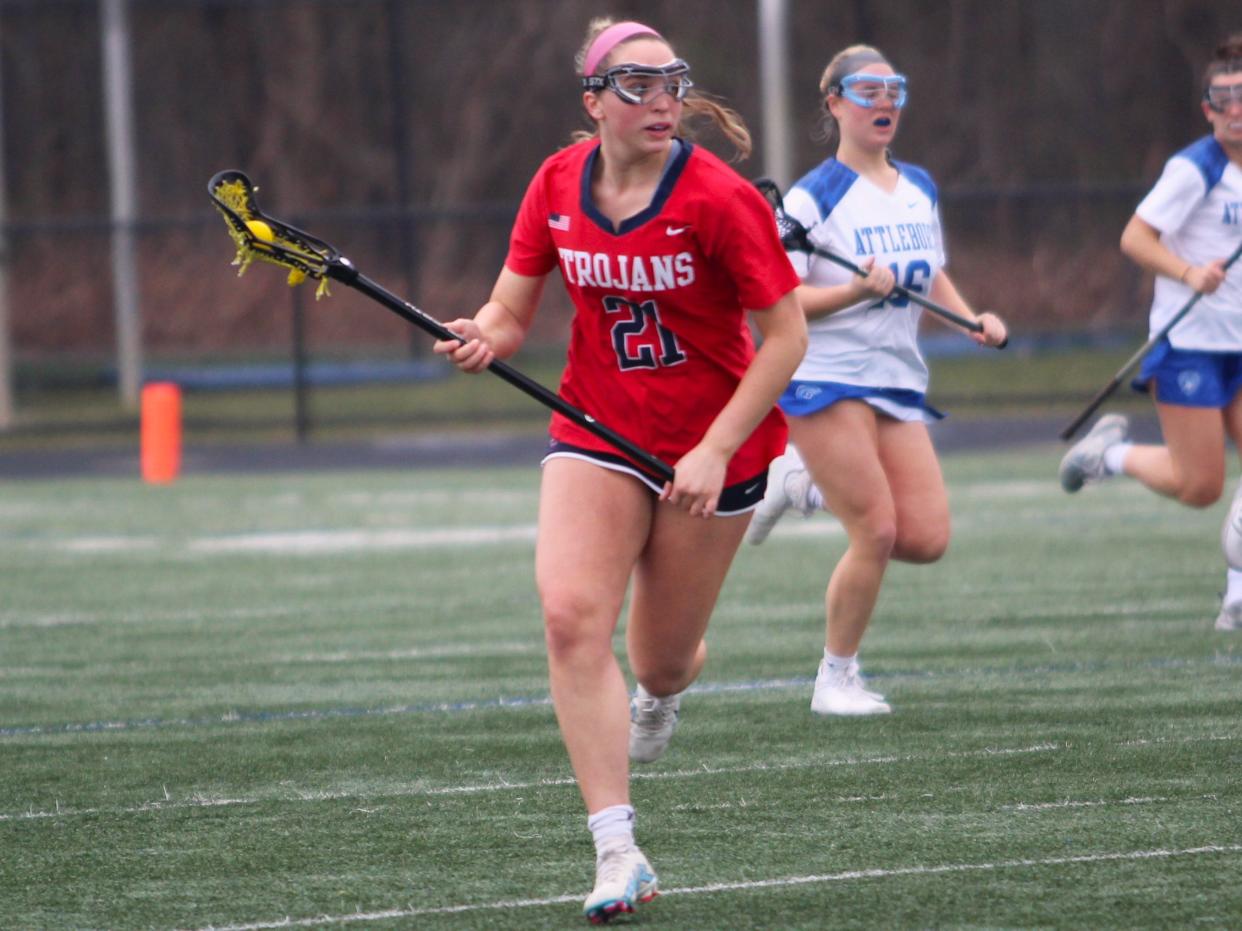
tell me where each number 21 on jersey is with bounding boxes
[605,296,688,370]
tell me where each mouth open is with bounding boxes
[874,117,892,128]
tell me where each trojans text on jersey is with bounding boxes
[557,248,696,292]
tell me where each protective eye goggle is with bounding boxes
[582,59,694,105]
[831,73,908,110]
[1204,81,1242,112]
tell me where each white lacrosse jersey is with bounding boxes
[1135,135,1242,350]
[784,157,947,390]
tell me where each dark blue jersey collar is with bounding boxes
[580,139,694,236]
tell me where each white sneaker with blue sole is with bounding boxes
[583,843,658,924]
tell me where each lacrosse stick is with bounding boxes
[1058,237,1242,441]
[753,177,999,340]
[207,169,675,484]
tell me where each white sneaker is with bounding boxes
[746,447,819,545]
[628,688,680,763]
[583,843,658,924]
[811,658,892,716]
[1221,477,1242,571]
[1059,413,1129,493]
[1215,600,1242,631]
[846,660,886,701]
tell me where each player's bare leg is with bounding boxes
[1123,403,1226,506]
[790,402,895,715]
[1216,396,1242,628]
[536,458,651,813]
[625,504,749,760]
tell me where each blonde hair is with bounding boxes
[572,17,752,161]
[814,44,891,145]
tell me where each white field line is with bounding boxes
[0,743,1062,823]
[0,641,543,677]
[9,736,1239,825]
[1002,793,1218,811]
[43,525,539,555]
[6,651,1240,732]
[0,604,311,631]
[271,642,541,664]
[187,844,1242,930]
[8,477,1170,558]
[0,599,1219,671]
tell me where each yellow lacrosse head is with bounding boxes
[209,171,333,299]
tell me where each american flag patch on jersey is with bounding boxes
[548,213,570,231]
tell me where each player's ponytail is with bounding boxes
[682,92,752,161]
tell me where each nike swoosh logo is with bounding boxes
[666,225,690,236]
[744,482,762,495]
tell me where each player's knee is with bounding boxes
[1177,477,1223,509]
[540,590,610,660]
[852,515,898,561]
[632,640,704,696]
[893,523,950,564]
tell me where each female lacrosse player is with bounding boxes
[1059,33,1242,632]
[744,45,1006,717]
[433,18,806,923]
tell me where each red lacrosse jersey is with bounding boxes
[505,139,800,484]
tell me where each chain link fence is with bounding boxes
[0,0,1236,417]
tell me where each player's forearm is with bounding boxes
[476,268,546,359]
[471,300,530,359]
[795,282,868,319]
[1121,215,1190,283]
[698,298,808,459]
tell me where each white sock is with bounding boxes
[823,649,855,671]
[630,680,680,705]
[1103,442,1132,476]
[806,483,825,511]
[588,804,635,854]
[1225,569,1242,607]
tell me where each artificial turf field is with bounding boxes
[1,444,1239,929]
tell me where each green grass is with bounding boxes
[2,447,1240,929]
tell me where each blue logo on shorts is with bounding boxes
[1178,370,1202,396]
[794,385,823,401]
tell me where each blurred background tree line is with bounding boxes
[0,0,1238,371]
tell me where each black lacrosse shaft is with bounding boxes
[325,262,676,485]
[753,176,987,338]
[809,246,984,333]
[1058,238,1242,442]
[1057,374,1126,442]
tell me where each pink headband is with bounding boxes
[582,21,663,77]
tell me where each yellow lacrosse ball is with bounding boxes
[246,219,275,243]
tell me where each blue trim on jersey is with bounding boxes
[794,158,859,219]
[894,161,938,206]
[1174,135,1229,193]
[579,139,695,236]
